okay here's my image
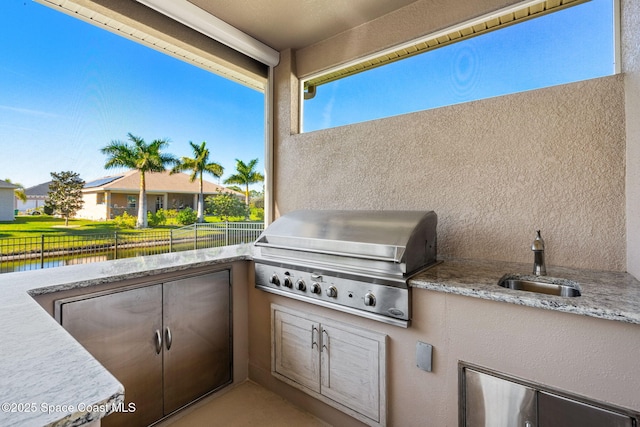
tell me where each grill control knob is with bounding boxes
[269,274,280,286]
[295,279,306,292]
[326,286,338,298]
[283,277,293,288]
[364,292,376,307]
[311,283,321,294]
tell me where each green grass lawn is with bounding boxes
[0,214,263,239]
[0,216,179,239]
[0,216,115,239]
[0,214,263,259]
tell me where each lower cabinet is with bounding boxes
[271,304,387,427]
[461,364,637,427]
[56,269,232,427]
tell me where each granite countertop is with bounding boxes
[410,258,640,324]
[0,245,251,427]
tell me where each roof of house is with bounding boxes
[0,180,19,189]
[24,181,52,198]
[85,176,123,188]
[83,170,242,196]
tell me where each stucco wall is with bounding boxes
[623,0,640,277]
[0,189,16,221]
[77,193,108,221]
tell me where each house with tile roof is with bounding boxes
[0,179,19,221]
[76,170,242,221]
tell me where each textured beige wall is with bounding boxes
[623,0,640,277]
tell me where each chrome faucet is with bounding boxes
[531,230,546,276]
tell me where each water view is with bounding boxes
[0,222,263,274]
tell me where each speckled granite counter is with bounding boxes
[0,245,251,427]
[410,258,640,325]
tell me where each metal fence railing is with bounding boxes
[0,222,264,274]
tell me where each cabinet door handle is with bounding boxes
[321,328,329,352]
[165,327,172,351]
[154,329,162,354]
[311,325,318,349]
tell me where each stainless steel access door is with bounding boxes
[162,271,232,414]
[464,368,537,427]
[60,285,164,427]
[538,392,634,427]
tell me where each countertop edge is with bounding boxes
[409,258,640,325]
[47,390,125,427]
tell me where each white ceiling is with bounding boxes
[186,0,420,51]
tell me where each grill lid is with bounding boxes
[254,210,437,276]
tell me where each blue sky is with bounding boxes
[303,0,615,131]
[0,0,265,188]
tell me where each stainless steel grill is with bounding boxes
[253,210,438,327]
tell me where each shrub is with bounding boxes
[163,209,178,219]
[252,207,264,221]
[148,209,167,227]
[250,196,264,210]
[176,207,198,225]
[159,209,179,226]
[206,193,248,221]
[113,211,137,229]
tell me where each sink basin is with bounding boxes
[497,275,581,297]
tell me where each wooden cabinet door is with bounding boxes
[59,285,164,427]
[273,309,321,393]
[163,270,232,414]
[320,319,386,423]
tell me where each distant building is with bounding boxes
[16,181,52,212]
[0,180,19,221]
[76,170,242,221]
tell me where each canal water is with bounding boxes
[0,242,199,274]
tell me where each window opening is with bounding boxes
[2,1,267,223]
[301,0,616,132]
[127,196,137,209]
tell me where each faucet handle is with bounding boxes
[531,230,545,251]
[531,230,546,276]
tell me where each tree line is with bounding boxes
[10,133,264,228]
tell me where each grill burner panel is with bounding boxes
[255,261,411,327]
[253,210,437,328]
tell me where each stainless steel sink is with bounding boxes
[497,275,581,297]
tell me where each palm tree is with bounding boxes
[170,141,224,223]
[223,158,264,211]
[101,133,176,228]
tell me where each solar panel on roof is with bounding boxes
[84,176,124,188]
